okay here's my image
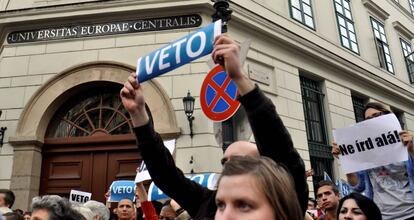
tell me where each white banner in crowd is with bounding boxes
[135,140,176,183]
[69,189,91,204]
[333,114,407,174]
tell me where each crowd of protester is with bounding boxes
[1,34,413,220]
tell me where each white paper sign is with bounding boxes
[333,114,407,174]
[69,190,92,204]
[134,140,176,183]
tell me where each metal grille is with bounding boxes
[300,76,333,188]
[47,86,132,138]
[352,96,365,122]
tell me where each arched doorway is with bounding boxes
[9,62,180,209]
[40,83,138,202]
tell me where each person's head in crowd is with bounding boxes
[159,200,176,220]
[31,195,85,220]
[116,198,135,220]
[337,193,381,220]
[308,198,317,210]
[316,181,340,212]
[12,210,23,216]
[72,204,94,220]
[215,156,303,220]
[22,212,30,220]
[363,102,391,120]
[0,190,15,208]
[84,200,110,220]
[220,141,259,165]
[2,212,23,220]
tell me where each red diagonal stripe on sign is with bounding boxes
[207,76,237,112]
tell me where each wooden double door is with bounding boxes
[40,136,141,203]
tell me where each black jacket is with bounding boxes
[134,86,308,219]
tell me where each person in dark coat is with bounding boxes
[120,34,308,219]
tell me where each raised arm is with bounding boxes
[213,35,307,214]
[120,74,212,217]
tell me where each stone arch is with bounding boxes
[9,61,180,209]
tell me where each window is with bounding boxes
[400,38,414,83]
[290,0,315,29]
[371,18,394,73]
[352,96,365,122]
[410,0,414,16]
[300,76,333,189]
[334,0,359,53]
[47,87,132,138]
[391,108,406,129]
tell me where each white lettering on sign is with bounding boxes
[172,38,187,64]
[113,185,134,194]
[186,32,206,58]
[159,45,172,70]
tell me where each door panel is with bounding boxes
[40,148,141,203]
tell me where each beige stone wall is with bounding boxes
[0,0,413,202]
[324,82,356,182]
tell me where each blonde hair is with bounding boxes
[218,156,303,220]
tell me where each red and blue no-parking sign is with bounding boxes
[200,65,240,122]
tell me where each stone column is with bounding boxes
[9,138,43,210]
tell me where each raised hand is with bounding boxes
[400,130,414,157]
[331,142,340,159]
[120,72,149,127]
[212,35,254,95]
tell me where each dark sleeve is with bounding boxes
[134,123,212,218]
[238,85,308,214]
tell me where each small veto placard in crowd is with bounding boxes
[147,173,219,201]
[333,114,407,174]
[135,140,176,183]
[136,20,222,83]
[69,190,91,204]
[108,180,136,202]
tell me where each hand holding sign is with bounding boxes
[333,114,408,174]
[211,35,254,96]
[120,73,149,127]
[136,20,222,83]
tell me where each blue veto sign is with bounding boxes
[200,65,240,121]
[147,173,219,201]
[136,20,222,83]
[109,180,136,202]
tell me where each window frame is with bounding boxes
[400,38,414,83]
[351,96,365,122]
[409,0,414,16]
[370,17,394,74]
[289,0,316,30]
[300,76,333,194]
[334,0,360,54]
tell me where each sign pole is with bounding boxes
[211,0,234,152]
[211,0,232,33]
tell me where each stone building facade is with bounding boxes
[0,0,413,210]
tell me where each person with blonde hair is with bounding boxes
[215,156,303,220]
